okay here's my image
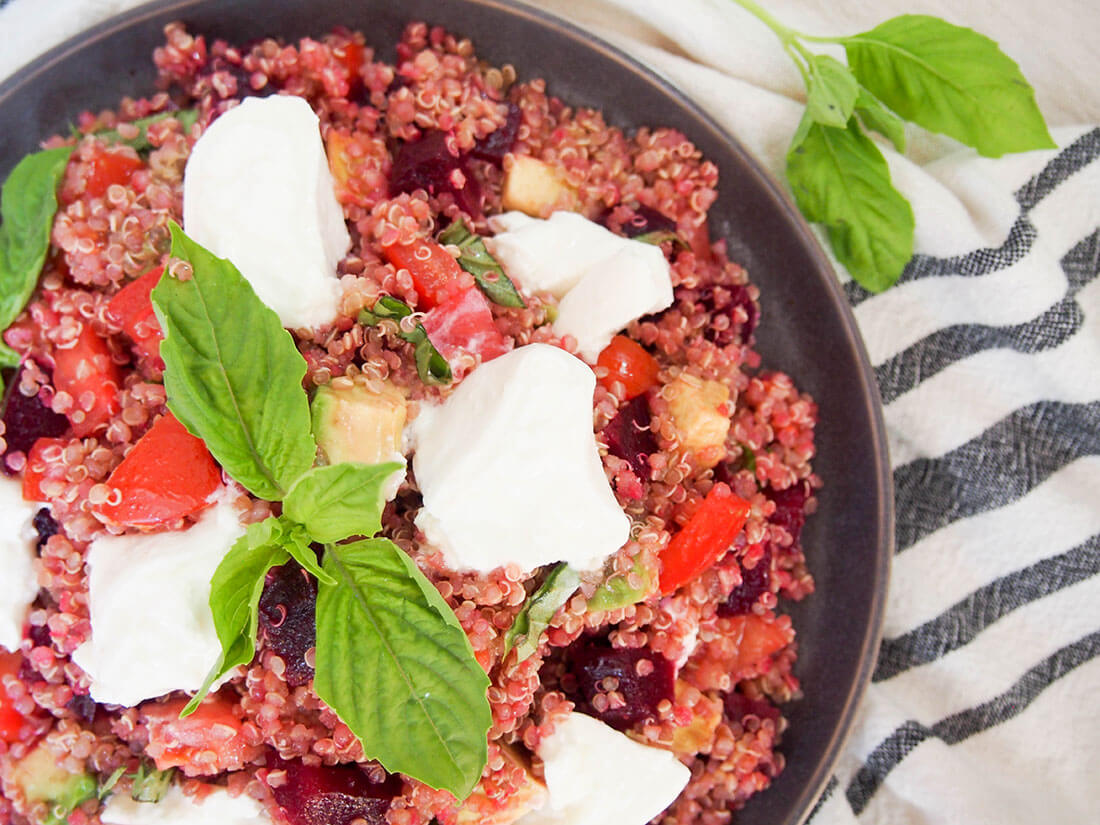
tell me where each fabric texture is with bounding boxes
[2,0,1098,823]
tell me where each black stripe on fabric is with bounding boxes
[874,533,1100,681]
[847,629,1100,814]
[894,400,1100,553]
[845,127,1100,306]
[874,229,1100,404]
[804,775,838,823]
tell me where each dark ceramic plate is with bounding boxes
[0,1,892,823]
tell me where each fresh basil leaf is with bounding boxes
[0,146,73,366]
[854,87,906,153]
[43,772,96,825]
[282,527,336,586]
[588,557,654,613]
[96,767,127,801]
[153,223,317,500]
[128,763,175,804]
[358,298,452,386]
[504,563,581,661]
[284,462,404,544]
[438,220,525,308]
[315,538,491,798]
[93,109,199,153]
[805,54,859,129]
[786,117,914,292]
[633,229,688,249]
[842,15,1054,157]
[181,518,290,717]
[739,443,758,474]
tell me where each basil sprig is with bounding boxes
[731,2,1054,291]
[359,295,452,385]
[158,226,490,798]
[0,146,73,367]
[438,219,525,308]
[503,563,581,662]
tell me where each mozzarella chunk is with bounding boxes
[516,713,690,825]
[0,479,39,652]
[553,241,673,361]
[410,344,629,574]
[183,95,350,330]
[72,494,246,707]
[101,783,269,825]
[485,212,627,298]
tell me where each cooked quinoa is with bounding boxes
[0,20,819,825]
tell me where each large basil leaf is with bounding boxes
[283,461,404,543]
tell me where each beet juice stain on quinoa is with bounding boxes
[0,19,819,825]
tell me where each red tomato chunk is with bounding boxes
[106,264,165,368]
[51,323,122,437]
[140,695,262,776]
[382,239,472,309]
[659,482,751,595]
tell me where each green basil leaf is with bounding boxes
[181,518,290,717]
[284,462,404,544]
[854,87,906,153]
[43,772,96,825]
[805,54,859,129]
[0,146,73,366]
[282,527,336,586]
[587,557,654,613]
[633,229,688,249]
[739,443,758,474]
[153,222,317,500]
[842,15,1055,157]
[786,117,914,292]
[504,563,581,661]
[128,763,175,804]
[438,220,525,308]
[315,538,491,798]
[358,298,452,386]
[93,109,199,153]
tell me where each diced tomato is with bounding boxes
[22,437,67,502]
[141,694,263,777]
[422,287,511,365]
[51,323,122,437]
[725,614,791,674]
[596,335,660,400]
[106,264,165,368]
[382,239,472,309]
[659,482,751,595]
[333,40,364,91]
[94,413,221,528]
[84,148,144,199]
[0,651,27,743]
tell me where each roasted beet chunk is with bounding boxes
[258,563,318,687]
[617,204,678,239]
[65,693,98,724]
[32,508,60,550]
[265,756,400,825]
[686,284,758,346]
[603,396,658,480]
[766,481,810,545]
[471,101,521,164]
[1,365,69,470]
[389,130,481,215]
[718,546,772,617]
[723,689,780,725]
[566,637,675,730]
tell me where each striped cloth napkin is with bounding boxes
[2,1,1098,823]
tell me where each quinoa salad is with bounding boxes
[0,20,820,825]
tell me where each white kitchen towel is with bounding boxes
[2,1,1098,824]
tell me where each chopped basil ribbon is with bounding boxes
[358,295,452,385]
[92,108,199,153]
[504,563,581,661]
[438,219,526,307]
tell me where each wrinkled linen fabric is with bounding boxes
[2,0,1099,823]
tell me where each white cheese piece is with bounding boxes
[516,712,690,825]
[553,242,673,361]
[485,211,627,298]
[0,479,40,652]
[72,493,246,707]
[183,95,350,330]
[101,783,269,825]
[410,343,629,574]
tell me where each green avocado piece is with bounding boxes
[310,377,407,467]
[588,557,655,613]
[12,742,96,824]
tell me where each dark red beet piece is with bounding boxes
[618,204,678,238]
[470,102,521,164]
[724,689,780,725]
[32,508,60,550]
[717,546,772,617]
[766,481,810,545]
[690,284,758,346]
[567,637,675,731]
[603,396,657,480]
[65,694,98,724]
[1,365,69,469]
[389,130,481,215]
[265,756,400,825]
[258,563,317,687]
[27,622,51,648]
